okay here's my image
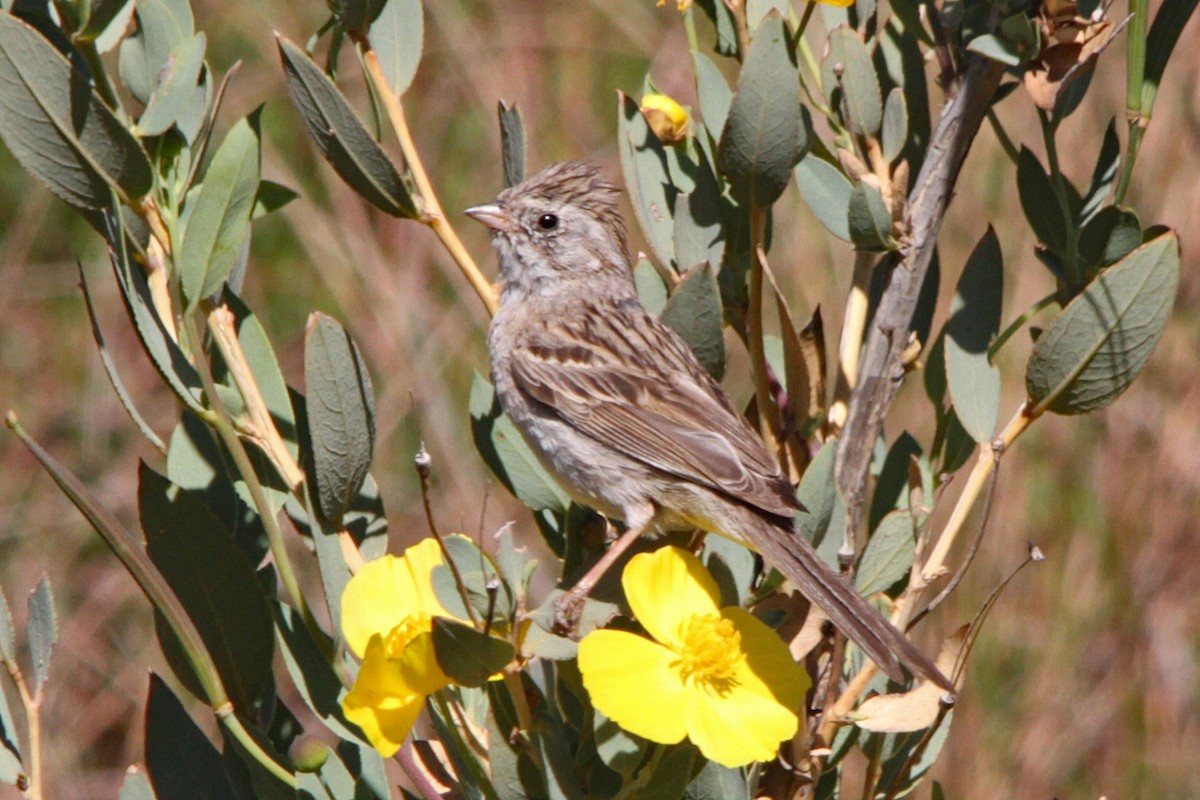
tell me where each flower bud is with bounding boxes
[639,93,689,145]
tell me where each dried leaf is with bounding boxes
[855,625,966,732]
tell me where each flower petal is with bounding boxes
[342,539,448,658]
[341,634,429,756]
[578,629,688,745]
[684,683,800,768]
[395,630,453,696]
[622,546,720,648]
[722,607,810,711]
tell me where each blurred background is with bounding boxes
[0,1,1197,797]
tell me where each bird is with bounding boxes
[466,160,949,690]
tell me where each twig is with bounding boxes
[828,252,874,433]
[834,54,1005,537]
[358,47,498,315]
[416,445,481,627]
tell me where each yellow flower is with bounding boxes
[578,547,810,768]
[656,0,694,11]
[639,93,690,145]
[341,538,455,757]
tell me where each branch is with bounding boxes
[834,55,1005,536]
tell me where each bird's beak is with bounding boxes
[464,203,518,233]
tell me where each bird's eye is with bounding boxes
[537,214,559,230]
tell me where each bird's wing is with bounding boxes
[509,303,799,518]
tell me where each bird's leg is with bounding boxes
[553,505,656,635]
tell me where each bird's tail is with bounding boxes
[745,514,954,692]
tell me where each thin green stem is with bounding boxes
[683,5,700,52]
[990,291,1057,358]
[1039,110,1080,287]
[180,312,329,659]
[986,109,1019,165]
[1115,0,1149,205]
[747,214,780,454]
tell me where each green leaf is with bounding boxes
[823,26,883,136]
[795,152,852,241]
[718,11,809,207]
[690,50,732,138]
[1079,206,1141,271]
[119,767,157,800]
[303,313,376,529]
[278,35,418,218]
[139,465,275,713]
[0,13,153,208]
[135,32,207,137]
[630,745,696,800]
[880,87,908,163]
[1027,231,1178,415]
[252,180,299,219]
[847,181,893,252]
[498,99,525,188]
[118,0,193,102]
[1142,0,1200,114]
[856,511,915,596]
[686,759,749,800]
[619,91,677,269]
[797,439,837,558]
[144,673,238,800]
[1080,120,1119,223]
[634,260,668,315]
[435,534,514,622]
[673,150,725,272]
[179,111,261,308]
[167,411,269,565]
[470,373,570,512]
[224,291,298,458]
[431,617,514,687]
[368,0,423,95]
[26,575,57,694]
[661,262,726,380]
[1017,147,1071,257]
[594,710,647,779]
[275,604,360,744]
[868,432,922,532]
[923,330,947,407]
[965,33,1023,66]
[945,228,1003,443]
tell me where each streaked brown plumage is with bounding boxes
[468,161,949,690]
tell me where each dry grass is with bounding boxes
[0,1,1197,796]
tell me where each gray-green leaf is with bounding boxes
[945,228,1003,442]
[795,151,852,241]
[134,32,207,137]
[0,12,153,208]
[470,373,570,513]
[118,0,193,103]
[304,313,377,529]
[1026,231,1179,415]
[179,110,261,308]
[823,26,883,136]
[718,11,809,207]
[661,263,726,380]
[278,35,418,218]
[26,576,56,694]
[856,511,915,596]
[847,181,894,252]
[368,0,423,95]
[619,91,677,269]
